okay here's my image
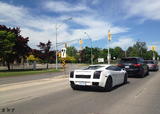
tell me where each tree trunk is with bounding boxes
[46,63,49,69]
[7,62,10,71]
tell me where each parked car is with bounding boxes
[144,60,159,71]
[69,64,128,91]
[117,57,149,78]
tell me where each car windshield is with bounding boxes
[85,66,104,70]
[120,58,137,64]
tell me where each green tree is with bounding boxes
[66,46,77,57]
[0,31,16,70]
[127,42,147,58]
[114,47,125,59]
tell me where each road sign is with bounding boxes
[61,48,66,58]
[98,58,104,63]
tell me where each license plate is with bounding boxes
[78,81,86,86]
[125,66,129,68]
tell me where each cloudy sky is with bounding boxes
[0,0,160,53]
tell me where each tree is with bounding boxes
[114,47,125,59]
[27,55,39,62]
[127,42,147,57]
[66,46,77,57]
[0,30,16,70]
[66,46,79,63]
[80,47,92,63]
[37,41,52,69]
[0,25,31,70]
[13,36,31,63]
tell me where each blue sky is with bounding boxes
[0,0,160,53]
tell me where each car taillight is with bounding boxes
[152,64,156,67]
[134,64,141,67]
[93,71,101,79]
[70,71,74,78]
[117,64,123,67]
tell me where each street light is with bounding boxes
[55,17,72,70]
[84,32,93,65]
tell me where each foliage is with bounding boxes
[59,56,76,63]
[27,55,39,61]
[0,30,16,70]
[0,25,31,70]
[36,41,54,69]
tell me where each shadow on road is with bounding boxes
[72,81,130,92]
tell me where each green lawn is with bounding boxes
[0,69,60,77]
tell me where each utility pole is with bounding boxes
[108,30,111,64]
[55,24,58,70]
[55,17,72,70]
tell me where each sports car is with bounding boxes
[69,64,128,91]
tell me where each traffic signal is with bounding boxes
[151,46,156,51]
[79,39,83,45]
[108,30,112,41]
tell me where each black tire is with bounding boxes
[123,73,128,84]
[146,69,149,76]
[70,83,79,90]
[104,76,112,92]
[140,69,145,78]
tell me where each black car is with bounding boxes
[117,57,149,77]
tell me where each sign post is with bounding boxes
[61,48,66,70]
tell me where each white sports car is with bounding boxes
[69,64,128,91]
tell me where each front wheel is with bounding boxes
[70,83,79,90]
[104,76,112,92]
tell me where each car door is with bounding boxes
[106,66,119,86]
[114,66,125,84]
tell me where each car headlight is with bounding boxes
[70,71,74,78]
[93,71,101,79]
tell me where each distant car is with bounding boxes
[69,64,128,91]
[144,60,159,71]
[118,57,149,78]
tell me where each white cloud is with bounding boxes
[44,1,90,12]
[0,1,129,50]
[110,37,135,50]
[0,1,27,22]
[123,0,160,20]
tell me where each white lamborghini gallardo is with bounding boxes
[69,64,128,91]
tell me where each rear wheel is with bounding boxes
[123,73,128,84]
[140,69,145,78]
[104,76,112,92]
[146,68,149,76]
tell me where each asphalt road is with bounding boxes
[0,70,160,114]
[0,64,87,85]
